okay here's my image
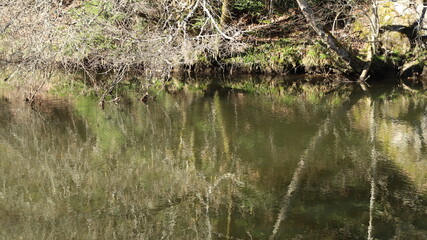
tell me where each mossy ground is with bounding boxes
[221,39,349,75]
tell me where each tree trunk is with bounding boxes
[215,0,234,57]
[220,0,233,27]
[359,0,379,81]
[295,0,366,74]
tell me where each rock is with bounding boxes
[420,66,427,90]
[378,0,427,52]
[381,31,411,54]
[422,65,427,79]
[379,0,425,27]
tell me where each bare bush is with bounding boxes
[0,0,244,85]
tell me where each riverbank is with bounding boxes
[1,0,426,98]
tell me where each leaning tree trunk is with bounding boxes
[295,0,366,75]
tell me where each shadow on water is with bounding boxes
[0,79,426,239]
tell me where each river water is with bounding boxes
[0,80,426,239]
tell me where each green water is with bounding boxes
[0,82,426,239]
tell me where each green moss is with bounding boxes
[224,39,351,74]
[301,41,343,73]
[69,0,120,23]
[233,0,265,15]
[352,19,370,39]
[380,31,411,55]
[378,2,396,26]
[196,53,210,65]
[224,39,301,72]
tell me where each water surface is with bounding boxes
[0,81,426,239]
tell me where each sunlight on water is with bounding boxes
[0,82,426,239]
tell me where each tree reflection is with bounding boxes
[0,85,426,239]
